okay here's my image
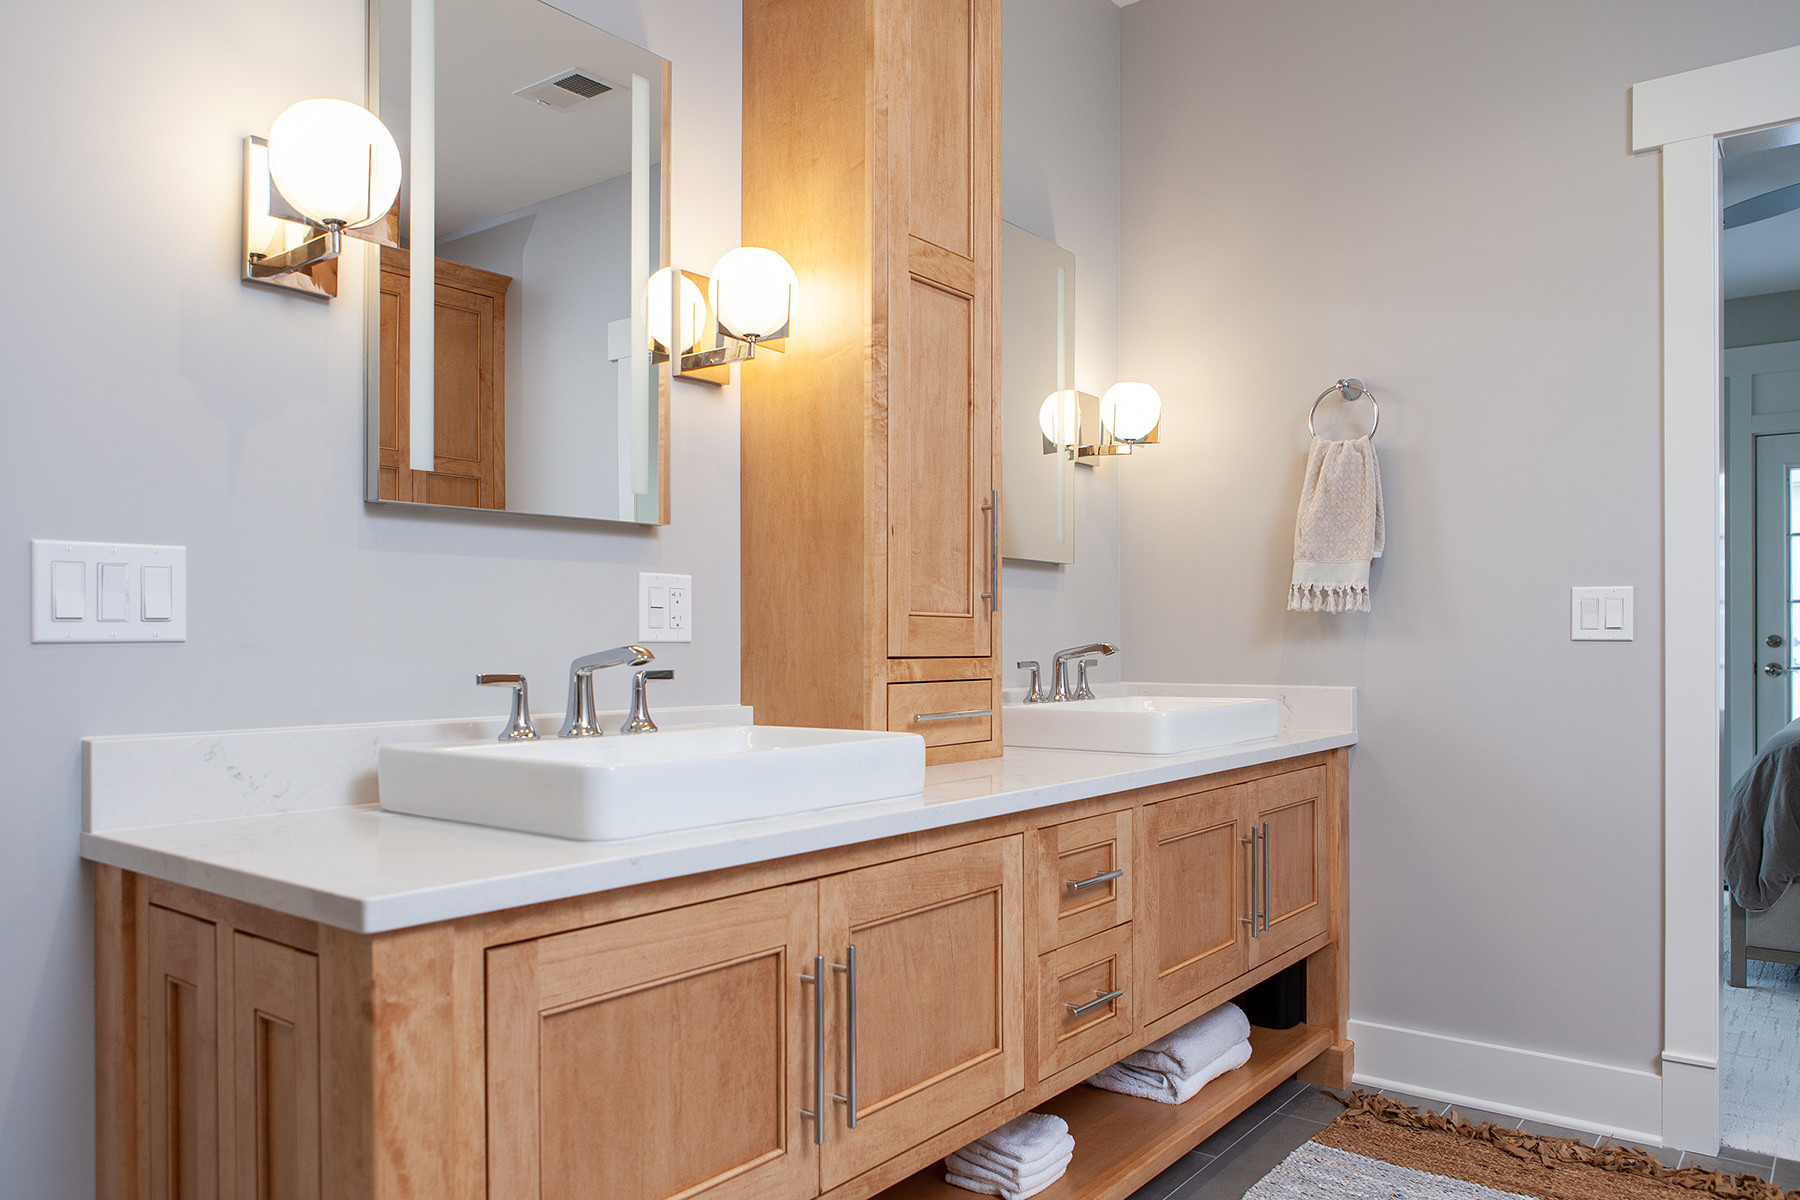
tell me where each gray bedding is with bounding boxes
[1725,718,1800,912]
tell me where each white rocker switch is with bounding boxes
[98,562,130,622]
[142,565,173,621]
[1571,586,1632,642]
[51,561,85,620]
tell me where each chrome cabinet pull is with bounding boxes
[913,708,994,723]
[1065,867,1124,891]
[799,955,825,1144]
[1066,987,1125,1017]
[1261,821,1271,933]
[979,490,999,611]
[832,946,858,1129]
[1241,832,1259,938]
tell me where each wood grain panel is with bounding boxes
[887,679,992,747]
[231,933,320,1200]
[1247,767,1328,968]
[896,278,976,624]
[1034,924,1133,1081]
[1143,788,1247,1021]
[486,884,820,1200]
[147,905,219,1200]
[1028,809,1133,954]
[819,838,1024,1189]
[906,0,974,258]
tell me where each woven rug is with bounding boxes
[1244,1092,1798,1200]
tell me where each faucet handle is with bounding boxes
[1016,661,1044,704]
[1074,659,1099,702]
[476,674,540,741]
[621,669,675,734]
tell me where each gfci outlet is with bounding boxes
[638,573,692,643]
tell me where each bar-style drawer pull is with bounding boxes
[913,708,994,723]
[1065,868,1124,891]
[1066,987,1125,1017]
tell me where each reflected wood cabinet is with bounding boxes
[96,751,1348,1200]
[740,0,1004,764]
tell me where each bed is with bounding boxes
[1724,719,1800,987]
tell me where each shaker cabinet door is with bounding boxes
[817,838,1025,1190]
[485,884,821,1200]
[1246,766,1329,967]
[147,905,221,1200]
[1142,785,1250,1022]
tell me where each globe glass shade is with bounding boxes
[266,99,401,229]
[647,268,706,354]
[1100,382,1162,443]
[1038,389,1079,448]
[708,247,797,341]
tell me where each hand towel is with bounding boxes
[1086,1037,1252,1105]
[953,1111,1070,1166]
[944,1149,1072,1200]
[1119,1002,1250,1080]
[1288,434,1384,613]
[949,1131,1075,1178]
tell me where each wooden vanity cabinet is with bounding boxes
[740,0,1005,764]
[97,751,1349,1200]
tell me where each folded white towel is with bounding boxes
[1288,434,1384,613]
[1087,1037,1252,1105]
[955,1111,1070,1165]
[944,1149,1072,1199]
[1119,1002,1251,1080]
[949,1132,1075,1179]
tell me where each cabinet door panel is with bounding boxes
[906,0,974,258]
[231,933,321,1200]
[1248,767,1329,966]
[147,905,219,1200]
[819,838,1023,1189]
[1029,809,1133,953]
[1035,924,1134,1081]
[1143,787,1248,1021]
[487,884,820,1200]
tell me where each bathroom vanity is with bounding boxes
[85,691,1353,1200]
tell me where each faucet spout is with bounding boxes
[1050,641,1117,702]
[560,645,655,737]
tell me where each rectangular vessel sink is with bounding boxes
[1003,695,1279,756]
[379,725,926,841]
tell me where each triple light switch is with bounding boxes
[31,540,187,643]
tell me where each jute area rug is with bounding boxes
[1244,1092,1797,1200]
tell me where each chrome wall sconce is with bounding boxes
[243,99,402,299]
[1039,382,1163,460]
[650,247,797,386]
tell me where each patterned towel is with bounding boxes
[1288,435,1385,613]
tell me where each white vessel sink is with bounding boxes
[378,725,926,841]
[1003,695,1279,756]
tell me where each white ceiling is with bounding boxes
[1723,131,1800,300]
[380,0,665,239]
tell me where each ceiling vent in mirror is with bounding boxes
[514,70,614,111]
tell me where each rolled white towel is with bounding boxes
[955,1111,1070,1166]
[944,1148,1072,1200]
[1120,1002,1250,1080]
[1087,1037,1252,1105]
[949,1131,1075,1179]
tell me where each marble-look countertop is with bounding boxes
[80,686,1355,934]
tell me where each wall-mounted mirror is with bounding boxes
[367,0,671,524]
[1001,222,1077,564]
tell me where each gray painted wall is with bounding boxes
[0,0,1123,1191]
[1116,0,1800,1100]
[1726,288,1800,348]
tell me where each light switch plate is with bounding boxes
[32,539,187,643]
[1570,586,1632,641]
[638,572,692,643]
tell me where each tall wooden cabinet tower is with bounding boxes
[741,0,1005,764]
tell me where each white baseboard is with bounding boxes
[1348,1019,1664,1145]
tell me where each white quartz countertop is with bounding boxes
[79,687,1355,934]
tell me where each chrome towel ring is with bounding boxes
[1308,378,1379,440]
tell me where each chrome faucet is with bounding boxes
[621,669,675,733]
[1050,642,1117,701]
[560,645,655,737]
[476,674,539,741]
[1074,658,1099,701]
[1016,661,1046,703]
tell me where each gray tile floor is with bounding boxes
[1124,1083,1800,1200]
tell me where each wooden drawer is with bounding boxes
[887,679,994,748]
[1029,808,1134,953]
[1035,924,1134,1081]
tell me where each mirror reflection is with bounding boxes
[1001,222,1077,564]
[369,0,670,524]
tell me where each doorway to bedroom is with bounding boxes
[1719,120,1800,1167]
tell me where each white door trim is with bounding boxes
[1631,42,1800,1154]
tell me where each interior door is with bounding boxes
[817,837,1024,1190]
[1754,432,1800,748]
